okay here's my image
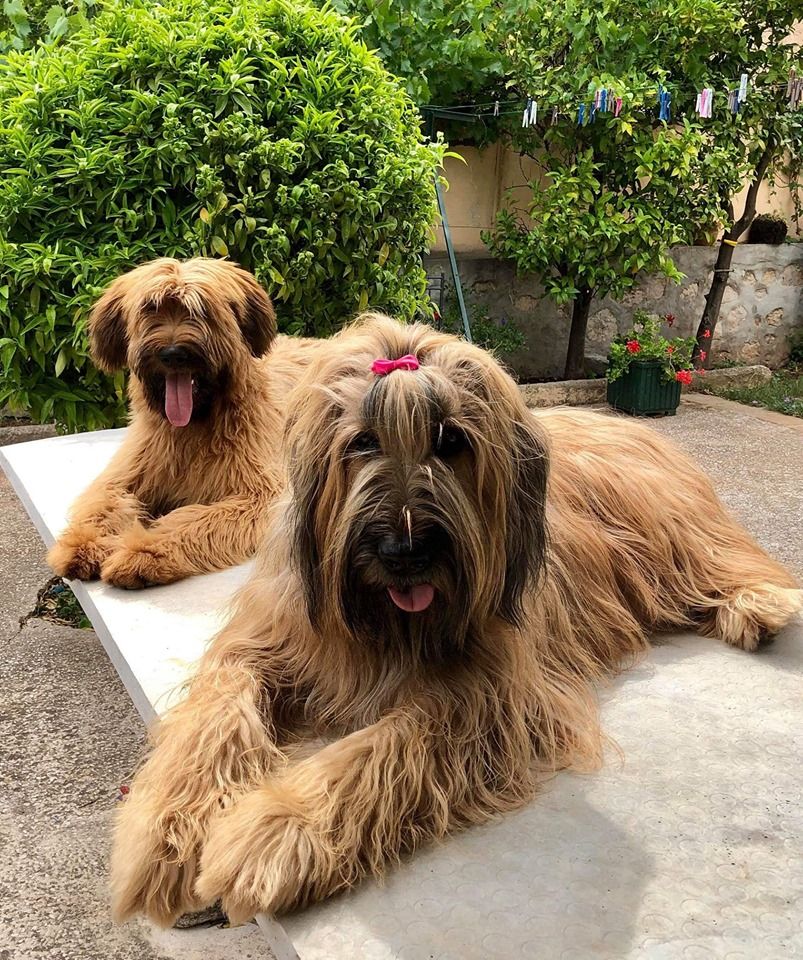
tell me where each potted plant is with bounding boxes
[607,311,698,416]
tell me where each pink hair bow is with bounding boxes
[371,354,420,376]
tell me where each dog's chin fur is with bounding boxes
[110,313,802,927]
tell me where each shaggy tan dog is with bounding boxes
[48,258,319,589]
[111,315,801,923]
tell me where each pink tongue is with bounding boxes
[388,584,435,613]
[165,372,193,427]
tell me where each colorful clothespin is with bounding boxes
[787,69,802,110]
[696,88,713,118]
[738,73,749,103]
[658,85,671,122]
[577,103,586,126]
[614,96,623,118]
[600,88,608,112]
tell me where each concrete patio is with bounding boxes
[1,396,800,960]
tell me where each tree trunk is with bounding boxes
[694,140,777,366]
[564,286,593,380]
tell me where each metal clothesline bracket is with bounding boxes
[422,106,473,343]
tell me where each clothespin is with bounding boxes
[738,73,748,103]
[522,97,532,127]
[600,88,608,112]
[705,88,713,118]
[695,92,702,115]
[529,98,538,126]
[577,103,586,126]
[493,100,500,117]
[788,69,802,110]
[551,105,559,125]
[614,97,623,118]
[658,86,671,122]
[593,88,602,110]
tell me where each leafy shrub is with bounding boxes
[331,0,502,107]
[607,310,697,385]
[438,297,525,356]
[0,0,95,52]
[0,0,441,430]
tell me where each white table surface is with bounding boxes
[2,429,802,960]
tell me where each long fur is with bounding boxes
[110,315,801,923]
[48,258,320,588]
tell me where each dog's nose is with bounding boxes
[157,345,190,366]
[378,536,431,575]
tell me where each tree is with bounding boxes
[484,0,740,379]
[687,8,802,364]
[338,0,801,379]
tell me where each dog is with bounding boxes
[110,314,802,924]
[48,257,319,589]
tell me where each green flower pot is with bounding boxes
[606,360,681,417]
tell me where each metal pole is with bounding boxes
[434,177,472,343]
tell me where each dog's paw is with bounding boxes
[111,790,210,927]
[48,526,113,580]
[714,586,803,652]
[101,541,179,589]
[196,789,337,921]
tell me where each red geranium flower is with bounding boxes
[703,329,711,338]
[665,314,675,327]
[667,346,675,355]
[675,370,693,385]
[626,340,641,354]
[699,350,707,361]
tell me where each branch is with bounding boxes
[728,136,778,240]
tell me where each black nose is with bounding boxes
[378,536,432,576]
[157,345,190,366]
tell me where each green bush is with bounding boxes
[1,0,95,52]
[0,0,441,430]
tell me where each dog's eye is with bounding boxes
[435,424,468,459]
[348,431,380,456]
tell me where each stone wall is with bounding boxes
[424,244,803,380]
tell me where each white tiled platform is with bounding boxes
[2,430,801,960]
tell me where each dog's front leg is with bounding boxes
[48,454,146,580]
[111,623,289,927]
[100,493,272,588]
[197,697,534,921]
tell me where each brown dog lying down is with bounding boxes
[111,315,801,925]
[48,258,321,589]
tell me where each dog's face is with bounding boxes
[287,315,548,662]
[89,258,276,426]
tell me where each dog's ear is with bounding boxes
[89,281,129,372]
[289,445,325,627]
[499,416,549,626]
[235,273,277,357]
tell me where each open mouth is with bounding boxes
[164,372,194,427]
[387,584,435,613]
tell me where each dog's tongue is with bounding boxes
[165,372,193,427]
[388,584,435,613]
